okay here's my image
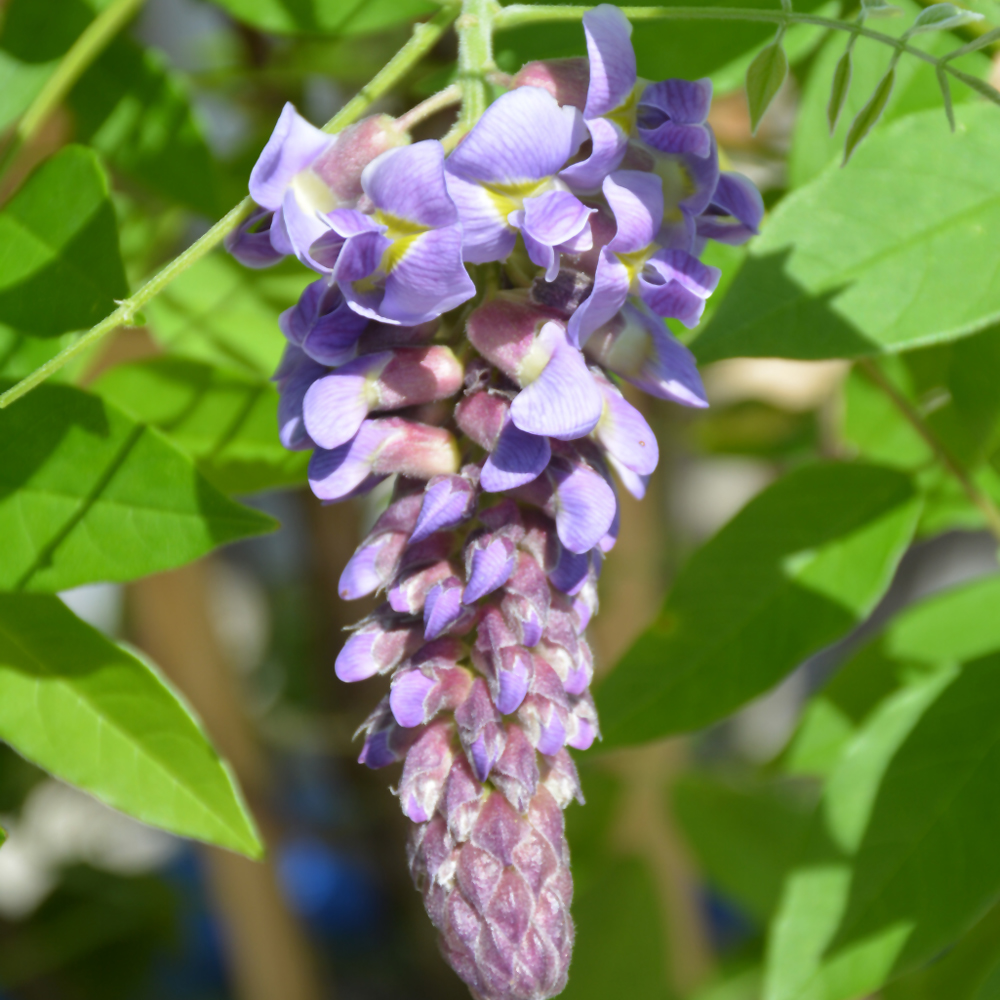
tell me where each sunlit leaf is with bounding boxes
[910,2,985,33]
[827,49,853,131]
[0,382,275,593]
[0,593,262,857]
[694,105,1000,362]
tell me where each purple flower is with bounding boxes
[585,300,708,408]
[248,104,406,267]
[279,277,370,367]
[225,208,285,269]
[309,140,476,325]
[695,171,765,247]
[568,170,720,346]
[592,372,659,498]
[560,5,715,193]
[445,87,594,275]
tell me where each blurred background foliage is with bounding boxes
[0,0,1000,999]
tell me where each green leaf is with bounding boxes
[693,105,1000,363]
[596,463,921,746]
[0,593,262,857]
[827,49,853,132]
[910,2,985,33]
[205,0,437,36]
[0,146,127,339]
[765,650,1000,1000]
[790,0,991,186]
[674,773,815,922]
[887,574,1000,665]
[146,254,311,377]
[0,0,220,215]
[784,638,908,777]
[843,67,895,163]
[746,40,789,133]
[92,357,309,494]
[0,381,275,593]
[937,64,956,130]
[561,857,677,1000]
[69,37,223,216]
[884,903,1000,1000]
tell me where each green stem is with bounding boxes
[0,0,146,180]
[0,4,461,411]
[493,4,1000,106]
[860,359,1000,544]
[446,0,499,149]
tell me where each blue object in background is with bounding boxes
[278,836,383,939]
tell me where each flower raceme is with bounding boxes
[230,7,762,999]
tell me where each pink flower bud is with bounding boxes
[397,720,457,822]
[311,114,409,204]
[491,724,540,812]
[540,750,584,809]
[370,418,461,479]
[511,59,591,111]
[412,473,478,543]
[423,576,475,639]
[443,754,486,842]
[388,559,456,615]
[335,608,424,682]
[390,640,472,727]
[455,679,506,782]
[466,295,563,381]
[455,391,511,451]
[463,532,517,604]
[500,551,551,647]
[356,696,422,768]
[566,692,600,750]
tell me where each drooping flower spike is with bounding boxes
[235,8,765,998]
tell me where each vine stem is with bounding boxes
[0,0,146,180]
[444,0,499,150]
[0,3,461,411]
[494,4,1000,106]
[860,359,1000,543]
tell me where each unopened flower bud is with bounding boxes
[309,418,459,502]
[463,532,517,603]
[335,608,425,682]
[357,696,422,768]
[512,58,591,111]
[466,295,563,381]
[423,576,473,639]
[397,720,457,823]
[412,473,478,543]
[389,559,456,615]
[455,391,510,451]
[304,346,463,451]
[455,678,506,782]
[390,642,473,727]
[491,723,541,812]
[311,114,410,204]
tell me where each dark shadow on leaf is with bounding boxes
[691,248,879,363]
[0,383,111,503]
[821,653,1000,984]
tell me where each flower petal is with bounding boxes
[444,171,517,264]
[566,250,630,348]
[582,4,637,119]
[510,324,603,440]
[274,346,325,450]
[273,187,333,264]
[639,120,712,159]
[423,578,467,639]
[605,169,663,253]
[379,226,476,326]
[411,475,477,542]
[363,140,458,229]
[390,670,437,727]
[249,103,330,211]
[559,116,628,193]
[463,536,517,603]
[594,376,659,476]
[308,421,391,501]
[225,208,285,268]
[697,171,764,245]
[549,458,617,553]
[446,86,581,184]
[639,78,713,127]
[302,355,386,450]
[481,421,552,492]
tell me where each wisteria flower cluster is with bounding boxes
[230,7,762,998]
